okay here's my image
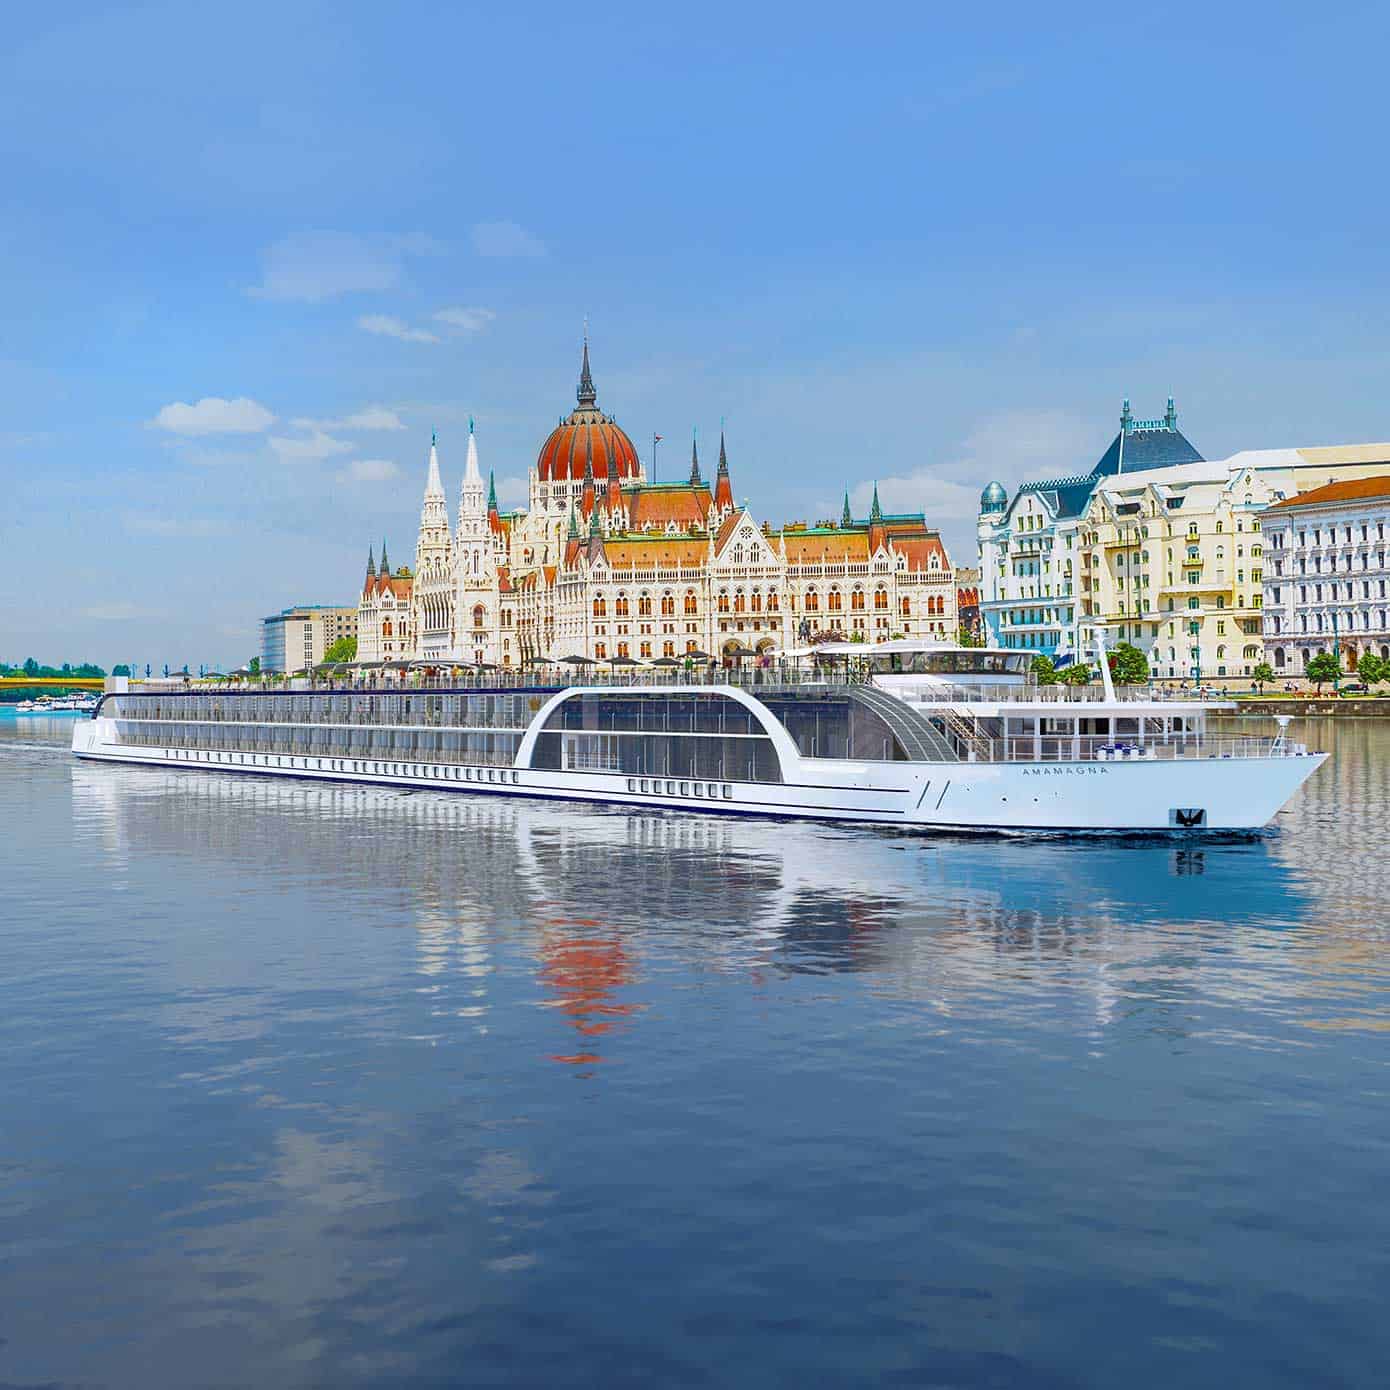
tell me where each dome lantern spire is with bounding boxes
[841,491,852,528]
[577,331,596,407]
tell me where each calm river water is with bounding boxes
[2,711,1387,1388]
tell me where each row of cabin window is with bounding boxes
[531,731,783,783]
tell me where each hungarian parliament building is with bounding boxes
[358,344,957,667]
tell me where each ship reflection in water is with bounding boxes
[2,713,1388,1388]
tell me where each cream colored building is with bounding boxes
[1076,444,1390,682]
[260,604,360,673]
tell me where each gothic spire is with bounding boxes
[366,545,376,579]
[841,491,853,528]
[380,538,389,575]
[869,482,883,526]
[487,470,498,513]
[577,333,596,407]
[567,502,580,539]
[423,430,445,503]
[690,430,701,485]
[713,428,734,512]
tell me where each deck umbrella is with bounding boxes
[607,655,640,666]
[723,644,756,658]
[561,654,597,665]
[683,649,712,661]
[649,656,682,667]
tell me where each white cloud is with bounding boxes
[336,458,401,483]
[831,408,1094,563]
[248,231,403,303]
[471,220,545,258]
[80,602,165,621]
[151,396,274,436]
[847,474,983,525]
[291,405,407,432]
[433,306,497,334]
[339,405,407,431]
[269,429,353,462]
[492,474,528,508]
[358,314,440,344]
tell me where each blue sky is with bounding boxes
[3,0,1389,669]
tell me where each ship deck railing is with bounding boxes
[956,733,1308,764]
[184,667,869,694]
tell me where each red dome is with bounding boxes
[538,416,641,483]
[537,339,642,483]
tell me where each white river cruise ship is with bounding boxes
[72,645,1325,832]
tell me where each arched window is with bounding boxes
[615,593,630,617]
[1243,644,1258,659]
[874,588,888,610]
[382,619,392,637]
[638,593,652,617]
[750,590,762,612]
[593,597,607,618]
[717,592,731,614]
[851,588,865,611]
[473,605,485,629]
[805,589,820,612]
[900,596,911,616]
[827,588,842,612]
[661,592,675,617]
[684,590,698,615]
[734,590,747,613]
[767,592,779,612]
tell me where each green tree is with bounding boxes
[1305,651,1341,692]
[1030,654,1058,685]
[324,635,357,663]
[957,625,984,648]
[1356,651,1383,687]
[1251,661,1274,690]
[248,656,261,675]
[1063,662,1093,686]
[112,664,131,677]
[1108,642,1150,684]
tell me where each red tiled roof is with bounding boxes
[1265,476,1390,510]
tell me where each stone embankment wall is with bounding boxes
[1237,698,1390,717]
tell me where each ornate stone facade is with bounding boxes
[358,344,955,666]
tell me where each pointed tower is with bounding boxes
[841,491,853,528]
[714,429,734,515]
[380,538,390,577]
[454,417,496,662]
[689,431,702,486]
[605,465,623,527]
[586,496,606,564]
[564,503,582,568]
[415,429,451,573]
[366,544,376,582]
[577,333,597,408]
[868,482,885,554]
[581,453,596,519]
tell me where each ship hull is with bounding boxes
[72,717,1325,833]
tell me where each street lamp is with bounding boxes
[1332,608,1341,696]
